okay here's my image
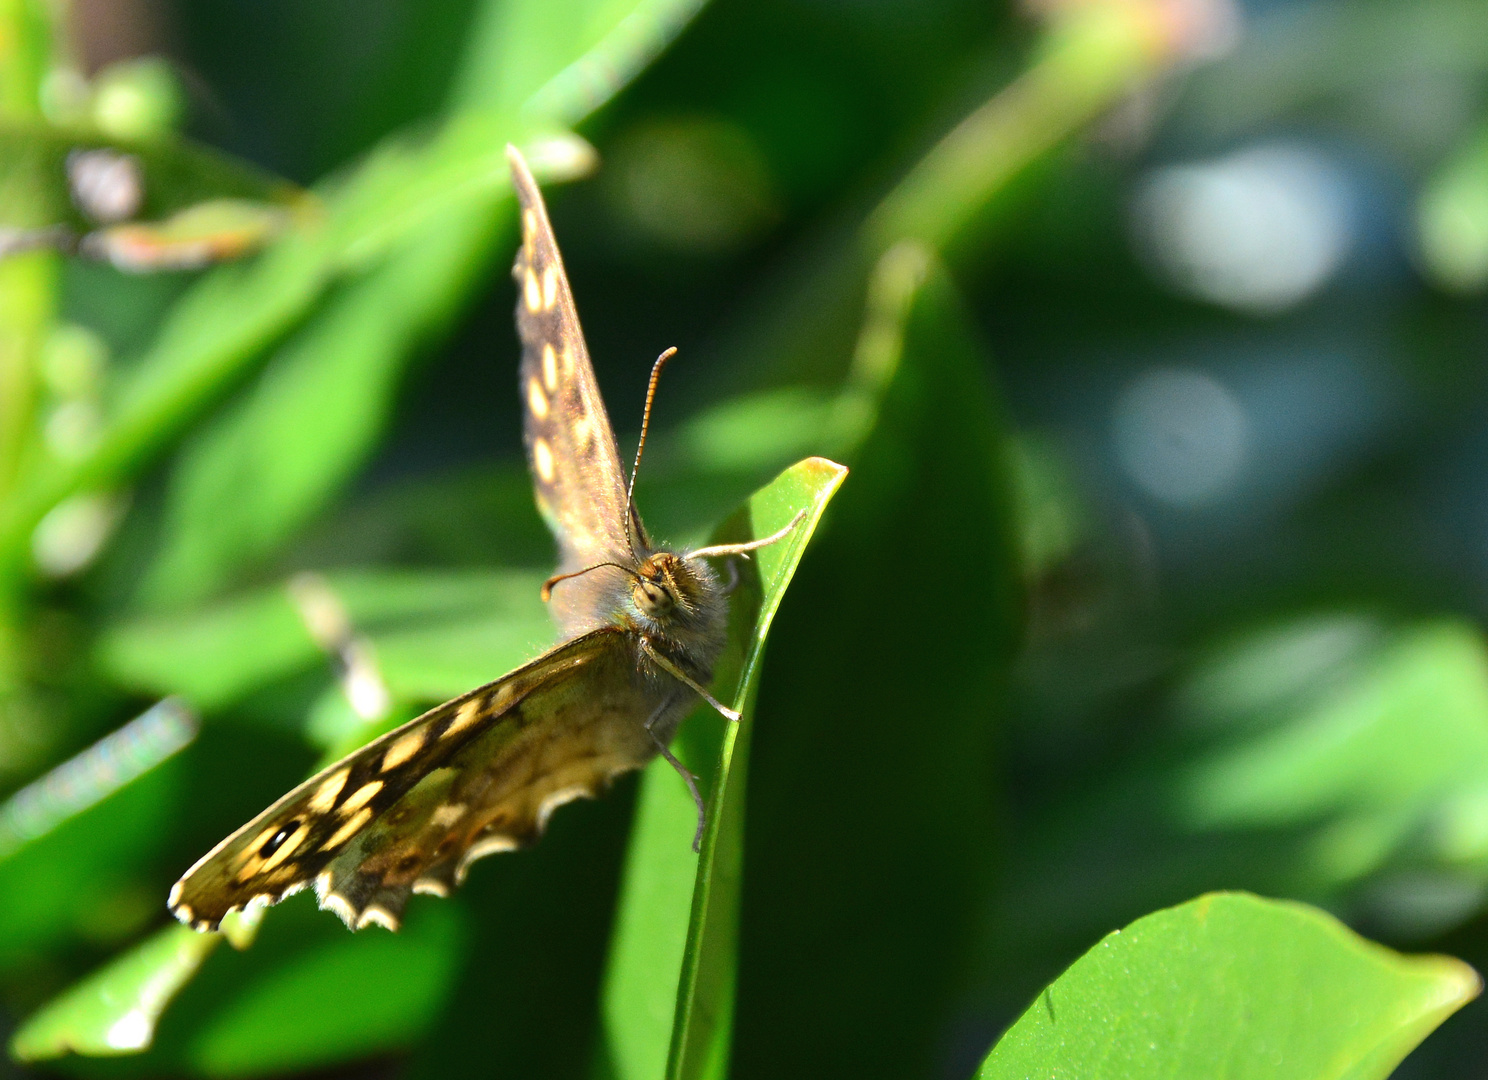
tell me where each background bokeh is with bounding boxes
[4,0,1488,1076]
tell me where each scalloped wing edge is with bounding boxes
[170,758,630,933]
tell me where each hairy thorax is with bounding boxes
[625,550,728,682]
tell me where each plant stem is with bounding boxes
[868,0,1179,255]
[0,0,52,117]
[0,0,64,701]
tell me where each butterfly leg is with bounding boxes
[640,638,740,722]
[645,703,708,851]
[720,555,741,597]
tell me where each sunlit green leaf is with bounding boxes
[453,0,708,122]
[978,892,1480,1080]
[1174,620,1488,837]
[11,925,220,1059]
[101,569,551,712]
[598,456,846,1080]
[989,616,1488,1015]
[14,881,467,1074]
[138,202,503,607]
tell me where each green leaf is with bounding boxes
[99,585,316,712]
[452,0,708,122]
[181,901,465,1077]
[100,568,551,712]
[597,456,847,1080]
[0,0,697,571]
[289,461,554,572]
[0,705,191,969]
[977,892,1480,1080]
[731,246,1020,1078]
[10,925,221,1059]
[594,239,987,1078]
[138,201,504,607]
[996,616,1488,980]
[126,0,715,606]
[14,884,467,1074]
[1173,620,1488,838]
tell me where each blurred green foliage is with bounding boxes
[1,0,1488,1076]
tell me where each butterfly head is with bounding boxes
[627,550,729,682]
[543,550,721,633]
[632,552,704,620]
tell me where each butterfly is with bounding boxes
[168,146,800,933]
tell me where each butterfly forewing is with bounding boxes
[169,629,653,932]
[170,148,709,936]
[509,148,634,579]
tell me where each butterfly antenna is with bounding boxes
[624,346,677,559]
[541,561,639,602]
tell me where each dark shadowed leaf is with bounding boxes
[733,246,1020,1079]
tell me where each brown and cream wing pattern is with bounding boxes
[169,627,656,932]
[508,146,632,573]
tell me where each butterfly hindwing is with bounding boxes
[169,148,718,937]
[508,148,633,576]
[170,628,656,931]
[313,627,663,929]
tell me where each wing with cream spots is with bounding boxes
[508,146,636,577]
[169,627,664,932]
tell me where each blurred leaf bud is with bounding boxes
[92,58,184,141]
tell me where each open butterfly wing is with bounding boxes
[509,148,637,568]
[510,147,645,638]
[169,627,656,931]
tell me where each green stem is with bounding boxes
[0,0,66,697]
[867,0,1172,254]
[0,0,52,117]
[0,252,55,698]
[0,253,53,498]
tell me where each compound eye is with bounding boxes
[635,579,674,615]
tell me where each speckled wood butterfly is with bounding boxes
[168,147,799,933]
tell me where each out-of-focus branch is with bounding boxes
[1417,122,1488,294]
[0,0,65,710]
[868,0,1237,255]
